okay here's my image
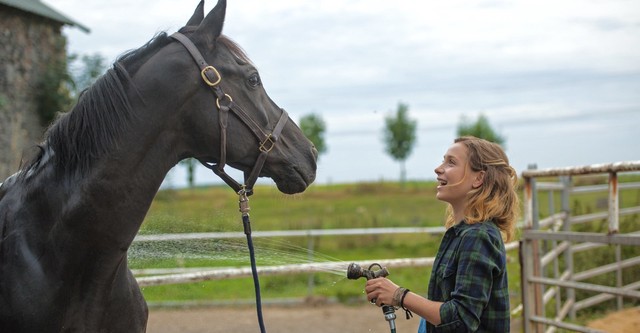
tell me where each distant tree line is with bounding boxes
[295,105,505,187]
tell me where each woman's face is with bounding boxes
[434,142,480,208]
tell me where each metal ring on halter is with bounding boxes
[216,94,233,109]
[201,65,221,86]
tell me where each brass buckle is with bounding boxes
[201,66,221,86]
[259,134,275,153]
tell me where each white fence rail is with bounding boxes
[133,226,447,242]
[133,226,519,287]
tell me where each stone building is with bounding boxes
[0,0,88,180]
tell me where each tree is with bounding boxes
[299,113,327,159]
[68,53,107,98]
[383,102,417,185]
[36,55,73,125]
[180,158,197,188]
[457,113,505,146]
[36,51,107,126]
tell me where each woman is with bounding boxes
[365,136,519,332]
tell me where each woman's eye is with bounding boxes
[248,73,261,87]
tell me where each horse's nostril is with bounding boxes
[311,146,319,161]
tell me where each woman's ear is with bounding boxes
[472,171,485,189]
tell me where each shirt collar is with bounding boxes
[452,219,497,235]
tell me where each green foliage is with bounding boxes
[35,50,107,126]
[457,113,505,147]
[36,55,73,125]
[67,53,107,98]
[382,102,417,184]
[383,103,417,162]
[178,158,197,188]
[299,113,327,158]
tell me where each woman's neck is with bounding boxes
[452,202,466,225]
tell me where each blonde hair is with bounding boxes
[444,136,519,242]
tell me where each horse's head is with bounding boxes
[126,0,316,194]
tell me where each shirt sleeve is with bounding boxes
[435,226,504,332]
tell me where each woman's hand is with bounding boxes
[365,277,400,307]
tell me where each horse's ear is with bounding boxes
[185,0,205,26]
[195,0,226,41]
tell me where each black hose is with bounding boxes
[243,214,267,333]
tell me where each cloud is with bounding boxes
[47,0,640,185]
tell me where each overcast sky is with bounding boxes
[49,0,639,187]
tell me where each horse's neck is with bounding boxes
[71,133,178,247]
[24,128,180,256]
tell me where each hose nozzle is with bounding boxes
[347,263,389,280]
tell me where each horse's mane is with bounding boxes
[117,32,173,75]
[18,31,250,180]
[43,65,135,177]
[17,34,174,180]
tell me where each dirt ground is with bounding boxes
[147,303,419,333]
[586,307,640,333]
[147,304,639,333]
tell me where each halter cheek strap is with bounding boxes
[170,32,288,195]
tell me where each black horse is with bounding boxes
[0,1,317,331]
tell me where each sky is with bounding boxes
[48,0,640,188]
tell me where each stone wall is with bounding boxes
[0,5,67,180]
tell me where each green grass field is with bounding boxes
[134,181,450,303]
[133,177,640,324]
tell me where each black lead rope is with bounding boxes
[239,190,267,333]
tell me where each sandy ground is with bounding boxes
[147,303,419,333]
[147,303,639,333]
[586,307,640,333]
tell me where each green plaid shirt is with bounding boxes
[418,220,510,332]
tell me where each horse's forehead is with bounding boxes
[212,42,251,68]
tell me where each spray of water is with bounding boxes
[129,237,349,277]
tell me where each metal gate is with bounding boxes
[520,161,640,332]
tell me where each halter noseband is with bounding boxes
[170,32,288,196]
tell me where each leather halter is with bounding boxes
[170,32,288,195]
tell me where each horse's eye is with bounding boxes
[248,73,261,87]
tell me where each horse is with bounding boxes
[0,0,317,331]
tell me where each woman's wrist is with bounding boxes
[392,287,407,307]
[392,287,414,319]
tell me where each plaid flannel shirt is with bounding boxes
[418,220,510,333]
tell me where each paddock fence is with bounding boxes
[132,160,640,332]
[133,227,460,286]
[520,161,640,333]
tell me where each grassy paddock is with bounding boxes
[136,181,449,303]
[134,177,640,325]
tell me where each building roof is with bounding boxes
[0,0,90,33]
